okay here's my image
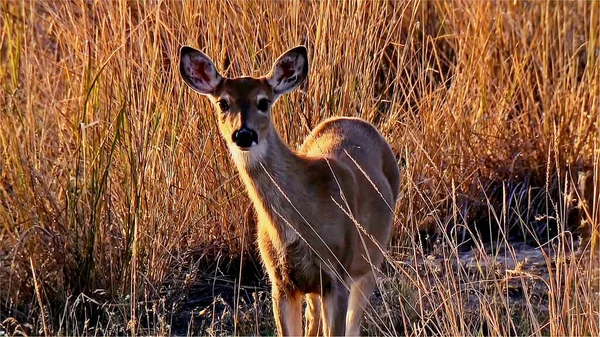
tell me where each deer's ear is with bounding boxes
[180,46,222,95]
[266,46,308,96]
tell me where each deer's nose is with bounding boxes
[232,127,258,149]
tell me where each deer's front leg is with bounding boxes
[320,281,349,337]
[304,293,322,336]
[272,286,302,336]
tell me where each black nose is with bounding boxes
[232,127,258,148]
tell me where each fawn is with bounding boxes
[180,45,399,336]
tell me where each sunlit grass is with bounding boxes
[0,0,598,336]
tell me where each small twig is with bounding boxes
[30,257,49,337]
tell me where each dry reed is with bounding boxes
[1,0,598,336]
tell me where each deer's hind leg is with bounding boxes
[345,274,376,336]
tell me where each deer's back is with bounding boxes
[298,117,399,271]
[299,117,399,202]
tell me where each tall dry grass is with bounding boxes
[1,0,598,336]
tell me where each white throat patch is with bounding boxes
[228,139,268,168]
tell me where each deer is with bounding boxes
[179,45,400,336]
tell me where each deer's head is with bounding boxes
[180,46,308,154]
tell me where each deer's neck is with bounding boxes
[228,127,305,239]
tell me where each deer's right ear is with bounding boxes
[267,46,309,96]
[179,46,222,95]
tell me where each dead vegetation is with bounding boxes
[1,0,599,336]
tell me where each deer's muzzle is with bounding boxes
[232,127,258,149]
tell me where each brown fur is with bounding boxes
[180,45,400,336]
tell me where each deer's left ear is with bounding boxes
[266,46,309,96]
[180,46,222,96]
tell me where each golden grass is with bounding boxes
[1,0,599,336]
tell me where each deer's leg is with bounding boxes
[320,282,349,337]
[272,287,302,336]
[304,293,322,336]
[345,274,376,336]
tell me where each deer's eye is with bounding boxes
[218,100,229,112]
[257,98,271,112]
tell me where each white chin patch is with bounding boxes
[229,140,268,166]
